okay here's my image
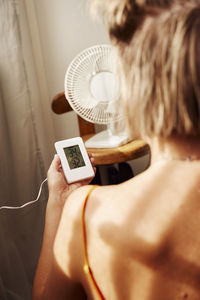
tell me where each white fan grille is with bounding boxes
[64,45,122,124]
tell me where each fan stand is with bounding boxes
[85,125,128,148]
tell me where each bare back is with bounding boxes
[80,161,200,299]
[54,160,200,300]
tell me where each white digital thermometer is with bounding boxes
[54,137,95,184]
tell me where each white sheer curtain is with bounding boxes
[0,0,50,299]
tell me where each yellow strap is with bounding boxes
[81,185,105,300]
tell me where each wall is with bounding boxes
[33,0,109,142]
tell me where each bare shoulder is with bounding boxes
[53,184,120,277]
[53,185,93,277]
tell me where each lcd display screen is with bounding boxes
[64,145,86,169]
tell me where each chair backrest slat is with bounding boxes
[52,92,95,136]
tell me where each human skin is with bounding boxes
[33,135,200,300]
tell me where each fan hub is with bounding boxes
[90,71,119,103]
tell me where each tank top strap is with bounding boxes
[81,185,105,300]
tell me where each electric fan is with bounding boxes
[64,44,128,148]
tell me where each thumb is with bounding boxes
[48,154,61,174]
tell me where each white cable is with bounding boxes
[0,178,47,211]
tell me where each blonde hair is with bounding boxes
[90,0,174,43]
[90,1,200,139]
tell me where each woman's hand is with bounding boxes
[47,153,96,207]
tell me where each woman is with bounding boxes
[33,1,200,299]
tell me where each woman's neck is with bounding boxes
[149,135,200,164]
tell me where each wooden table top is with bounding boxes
[83,134,150,165]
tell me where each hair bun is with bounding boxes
[109,1,145,43]
[90,0,172,43]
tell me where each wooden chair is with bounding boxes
[52,92,150,183]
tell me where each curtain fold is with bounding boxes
[0,0,48,299]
